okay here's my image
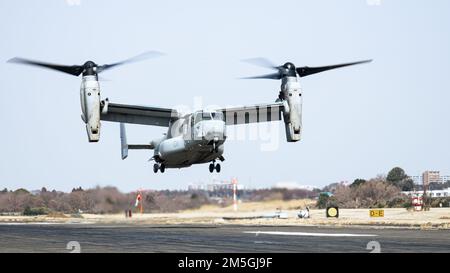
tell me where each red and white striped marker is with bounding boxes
[135,191,143,213]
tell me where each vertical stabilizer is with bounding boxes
[120,123,128,159]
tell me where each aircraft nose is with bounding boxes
[204,121,225,140]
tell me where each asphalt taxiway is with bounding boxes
[0,224,448,253]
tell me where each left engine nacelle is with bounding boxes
[80,76,101,142]
[281,77,302,142]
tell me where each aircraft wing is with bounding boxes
[100,101,179,127]
[217,102,284,125]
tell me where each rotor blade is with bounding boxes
[240,72,282,80]
[7,57,84,76]
[98,50,165,72]
[242,57,278,70]
[296,59,372,77]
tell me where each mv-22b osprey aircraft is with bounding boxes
[8,52,371,173]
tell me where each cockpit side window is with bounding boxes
[194,113,201,124]
[182,118,189,134]
[211,112,223,121]
[194,112,207,124]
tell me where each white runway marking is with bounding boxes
[0,222,66,225]
[244,231,378,237]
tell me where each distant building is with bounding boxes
[188,179,244,192]
[322,181,350,193]
[423,171,441,186]
[273,182,318,191]
[319,192,333,197]
[408,171,450,186]
[402,188,450,198]
[30,190,41,196]
[409,175,423,185]
[443,175,450,183]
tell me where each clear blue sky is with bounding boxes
[1,0,449,192]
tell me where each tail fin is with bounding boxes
[119,123,154,160]
[120,123,128,159]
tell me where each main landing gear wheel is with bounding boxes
[154,163,165,173]
[209,162,221,173]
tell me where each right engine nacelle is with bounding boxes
[284,120,301,142]
[80,76,101,142]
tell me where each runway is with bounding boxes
[0,224,448,253]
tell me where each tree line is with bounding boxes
[1,167,448,215]
[317,167,450,209]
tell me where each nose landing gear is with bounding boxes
[212,140,219,153]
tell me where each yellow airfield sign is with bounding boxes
[369,209,384,217]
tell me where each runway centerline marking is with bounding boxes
[244,231,378,237]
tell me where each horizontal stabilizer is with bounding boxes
[120,123,154,160]
[128,144,154,149]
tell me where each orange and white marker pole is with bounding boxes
[232,178,238,212]
[135,191,143,214]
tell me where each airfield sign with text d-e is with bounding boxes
[369,209,384,217]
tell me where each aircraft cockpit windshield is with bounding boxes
[194,111,223,123]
